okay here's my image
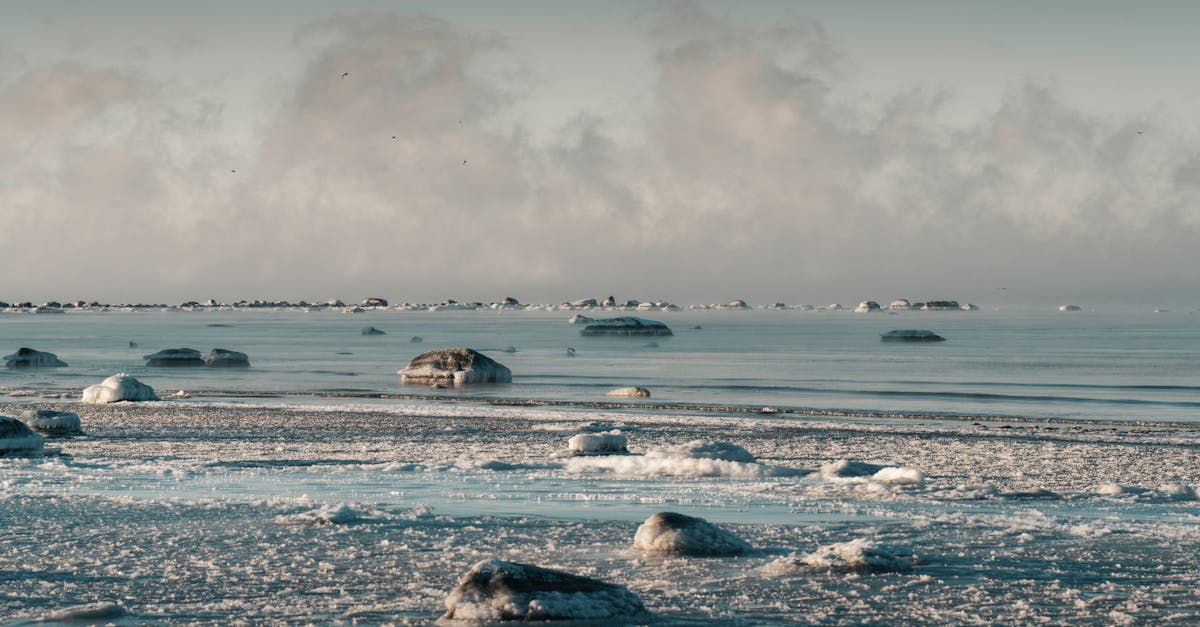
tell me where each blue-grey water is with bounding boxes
[3,307,1198,423]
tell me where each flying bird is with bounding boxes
[1137,130,1144,134]
[462,160,468,166]
[341,72,350,79]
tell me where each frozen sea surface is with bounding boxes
[3,401,1200,624]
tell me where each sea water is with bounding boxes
[4,307,1200,623]
[3,307,1199,423]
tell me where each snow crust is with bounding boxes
[276,502,361,525]
[440,559,646,623]
[764,539,917,573]
[631,512,752,556]
[81,373,160,403]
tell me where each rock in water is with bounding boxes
[204,348,250,368]
[632,512,752,556]
[441,559,646,623]
[4,347,67,368]
[605,386,651,398]
[399,348,511,385]
[82,373,159,403]
[0,415,45,456]
[579,317,673,337]
[361,326,386,335]
[880,329,946,342]
[144,348,205,366]
[20,409,82,436]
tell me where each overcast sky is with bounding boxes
[3,1,1199,307]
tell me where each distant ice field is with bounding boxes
[3,308,1200,424]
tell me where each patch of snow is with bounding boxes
[276,502,360,525]
[645,440,756,463]
[764,539,918,573]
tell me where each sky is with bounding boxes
[2,1,1200,307]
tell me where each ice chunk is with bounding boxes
[567,431,628,455]
[20,409,82,436]
[81,373,159,403]
[646,440,755,463]
[871,466,925,486]
[605,386,650,398]
[764,539,917,573]
[39,603,128,622]
[276,503,360,525]
[0,415,45,455]
[440,559,646,623]
[631,512,752,556]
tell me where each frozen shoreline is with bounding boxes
[4,400,1200,623]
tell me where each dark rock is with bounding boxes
[361,326,386,335]
[204,348,250,368]
[4,347,68,368]
[399,348,511,385]
[580,317,673,337]
[144,348,205,366]
[441,559,646,623]
[881,329,946,342]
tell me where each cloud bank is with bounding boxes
[2,7,1198,306]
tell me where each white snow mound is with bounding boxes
[276,503,360,525]
[764,539,917,573]
[632,512,752,556]
[440,559,646,623]
[871,466,925,485]
[645,439,756,463]
[81,373,159,403]
[568,431,628,455]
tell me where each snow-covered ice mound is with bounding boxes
[567,431,628,455]
[763,539,918,573]
[4,347,67,368]
[565,438,800,478]
[82,373,160,403]
[204,348,250,368]
[632,512,752,556]
[819,459,887,477]
[605,386,651,398]
[20,409,82,436]
[400,348,512,385]
[440,559,646,624]
[1,415,45,456]
[276,503,360,525]
[38,602,128,622]
[646,439,756,463]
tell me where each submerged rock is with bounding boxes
[580,317,673,337]
[0,415,45,456]
[21,409,82,436]
[144,348,205,367]
[204,348,250,368]
[400,348,511,385]
[632,512,752,556]
[881,329,946,342]
[361,326,386,335]
[606,386,651,398]
[441,559,646,623]
[4,347,67,368]
[82,373,159,403]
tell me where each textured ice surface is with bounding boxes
[4,401,1200,624]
